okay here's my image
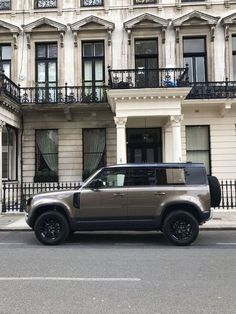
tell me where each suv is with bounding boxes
[25,163,221,246]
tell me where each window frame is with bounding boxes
[2,125,18,181]
[82,128,106,180]
[185,125,211,175]
[0,0,11,10]
[183,36,207,83]
[34,0,57,9]
[34,129,59,182]
[0,44,12,78]
[80,0,103,7]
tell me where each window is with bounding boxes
[82,41,104,102]
[232,36,236,80]
[83,128,106,179]
[186,126,210,174]
[135,39,158,87]
[34,0,57,9]
[2,125,17,181]
[0,0,11,10]
[0,44,11,78]
[35,130,58,182]
[81,0,103,7]
[35,43,57,102]
[134,0,157,4]
[183,37,207,82]
[128,168,156,186]
[97,168,128,188]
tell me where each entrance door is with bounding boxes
[127,128,162,163]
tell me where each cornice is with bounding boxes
[0,19,21,34]
[23,17,67,33]
[173,10,220,28]
[68,15,115,31]
[124,13,169,30]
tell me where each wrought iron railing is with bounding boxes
[2,180,236,212]
[0,0,11,10]
[0,73,107,104]
[108,67,189,89]
[20,84,107,104]
[186,80,236,99]
[2,181,80,212]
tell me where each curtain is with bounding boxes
[83,129,105,176]
[36,130,58,173]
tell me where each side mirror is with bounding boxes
[89,179,104,190]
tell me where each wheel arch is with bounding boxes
[30,203,71,230]
[160,202,202,228]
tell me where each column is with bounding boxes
[114,117,127,164]
[0,120,5,213]
[170,115,183,162]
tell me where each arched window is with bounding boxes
[2,125,17,181]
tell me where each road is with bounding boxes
[0,230,236,314]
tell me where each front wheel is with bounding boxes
[34,211,70,245]
[162,211,199,246]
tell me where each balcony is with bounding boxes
[186,81,236,99]
[108,67,189,89]
[0,74,107,105]
[134,0,157,4]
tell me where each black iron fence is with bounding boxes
[108,67,189,89]
[186,80,236,99]
[2,180,236,212]
[2,181,80,213]
[0,72,107,104]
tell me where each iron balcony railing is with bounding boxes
[0,74,107,104]
[186,80,236,99]
[2,180,236,212]
[34,0,57,9]
[134,0,157,4]
[81,0,103,7]
[108,67,189,89]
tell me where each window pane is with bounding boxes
[36,130,58,176]
[2,46,11,59]
[233,36,236,51]
[184,57,193,81]
[3,63,10,78]
[233,55,236,80]
[186,126,209,150]
[83,43,93,57]
[48,62,56,82]
[94,42,104,57]
[37,63,46,82]
[36,45,46,58]
[135,40,158,55]
[128,168,156,186]
[195,57,206,82]
[98,169,127,188]
[183,38,205,53]
[48,44,57,58]
[95,60,103,81]
[83,129,106,179]
[84,61,92,81]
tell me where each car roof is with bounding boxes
[104,163,205,169]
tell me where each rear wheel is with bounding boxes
[34,211,70,245]
[163,211,199,246]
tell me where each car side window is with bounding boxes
[127,168,156,186]
[98,168,128,188]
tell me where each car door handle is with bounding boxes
[154,192,166,195]
[113,193,125,197]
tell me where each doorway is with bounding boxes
[127,128,162,163]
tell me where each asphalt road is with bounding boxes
[0,230,236,314]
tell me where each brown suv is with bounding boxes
[25,163,221,246]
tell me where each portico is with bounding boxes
[107,87,190,164]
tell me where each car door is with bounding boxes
[78,167,128,223]
[127,167,170,225]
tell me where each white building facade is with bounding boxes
[1,0,236,210]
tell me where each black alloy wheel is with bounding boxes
[163,210,199,246]
[34,211,70,245]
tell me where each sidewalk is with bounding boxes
[0,210,236,231]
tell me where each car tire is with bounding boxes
[208,175,221,208]
[34,211,70,245]
[162,211,199,246]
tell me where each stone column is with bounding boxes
[170,115,183,162]
[114,117,127,164]
[0,120,6,213]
